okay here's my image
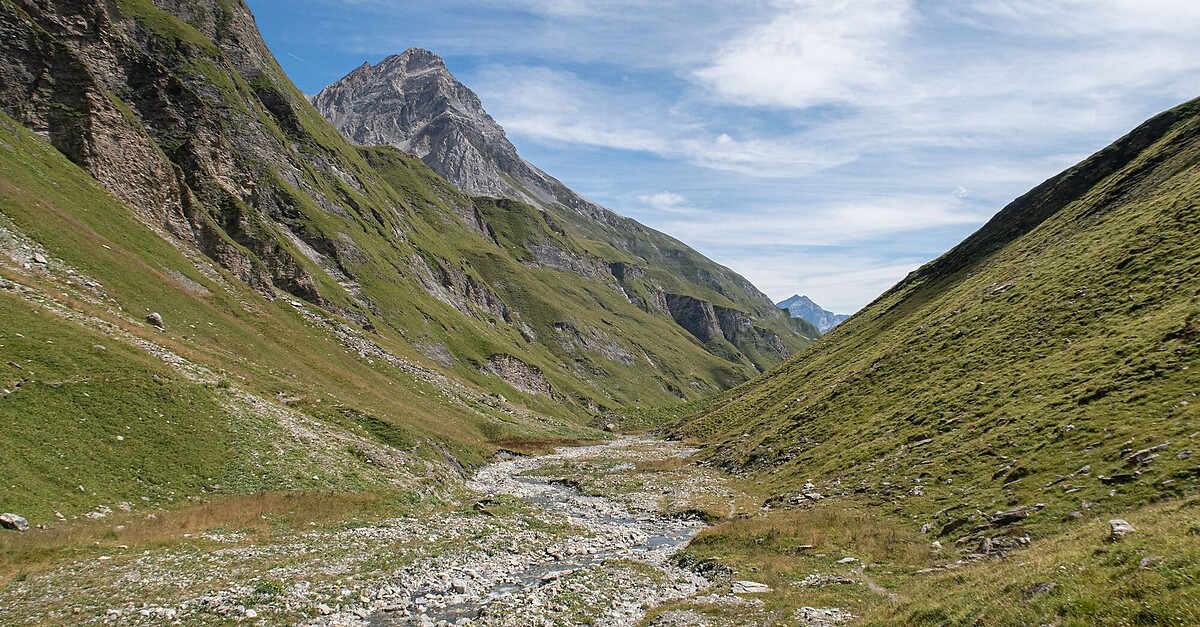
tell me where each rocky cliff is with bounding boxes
[313,49,814,370]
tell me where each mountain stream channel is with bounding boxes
[360,436,728,627]
[3,437,854,626]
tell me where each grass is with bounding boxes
[663,96,1200,623]
[0,491,397,586]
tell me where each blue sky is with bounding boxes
[247,0,1200,313]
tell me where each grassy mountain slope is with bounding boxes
[0,0,765,530]
[313,50,816,372]
[0,112,591,525]
[0,0,779,435]
[664,97,1200,624]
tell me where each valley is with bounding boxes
[0,437,742,626]
[0,0,1198,625]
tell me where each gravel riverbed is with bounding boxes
[1,437,739,626]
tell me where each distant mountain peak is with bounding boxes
[313,51,814,369]
[777,294,849,334]
[312,48,521,198]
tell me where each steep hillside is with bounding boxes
[666,97,1200,624]
[0,0,797,437]
[0,0,806,527]
[313,50,815,371]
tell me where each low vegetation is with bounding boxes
[660,97,1200,624]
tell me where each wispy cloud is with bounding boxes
[473,65,853,176]
[257,0,1200,310]
[694,0,914,109]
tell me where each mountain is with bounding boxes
[670,97,1200,622]
[312,50,816,370]
[0,0,813,526]
[776,294,849,333]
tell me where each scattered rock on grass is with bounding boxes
[1108,519,1135,540]
[0,512,29,532]
[795,606,854,625]
[1138,556,1163,569]
[1022,581,1057,599]
[731,580,772,594]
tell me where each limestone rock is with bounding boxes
[1108,519,1135,540]
[1,512,29,532]
[731,580,772,594]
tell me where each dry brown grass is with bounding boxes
[633,457,690,472]
[692,502,931,570]
[490,438,606,456]
[0,491,380,585]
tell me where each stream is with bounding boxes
[365,437,716,626]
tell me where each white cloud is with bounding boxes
[694,0,913,109]
[651,196,988,249]
[473,65,853,176]
[288,0,1200,310]
[638,191,689,211]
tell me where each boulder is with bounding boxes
[1022,582,1057,599]
[0,512,29,531]
[731,580,772,594]
[146,312,164,329]
[1108,519,1135,540]
[987,503,1045,527]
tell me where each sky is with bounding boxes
[246,0,1200,314]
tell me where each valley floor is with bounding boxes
[3,437,835,627]
[5,433,1199,626]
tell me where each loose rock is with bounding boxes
[1108,519,1135,540]
[1022,582,1057,599]
[731,580,772,594]
[0,512,29,532]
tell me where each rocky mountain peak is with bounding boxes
[777,294,849,334]
[312,48,519,198]
[313,49,815,368]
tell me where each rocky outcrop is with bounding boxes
[0,0,347,303]
[665,294,724,344]
[610,262,669,314]
[553,321,637,366]
[410,254,510,321]
[485,354,553,398]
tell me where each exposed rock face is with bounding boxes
[0,0,338,302]
[485,354,553,398]
[666,294,723,344]
[313,49,813,370]
[314,50,525,200]
[410,254,510,321]
[664,294,789,362]
[777,294,850,334]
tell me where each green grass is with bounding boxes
[664,96,1200,624]
[0,294,232,521]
